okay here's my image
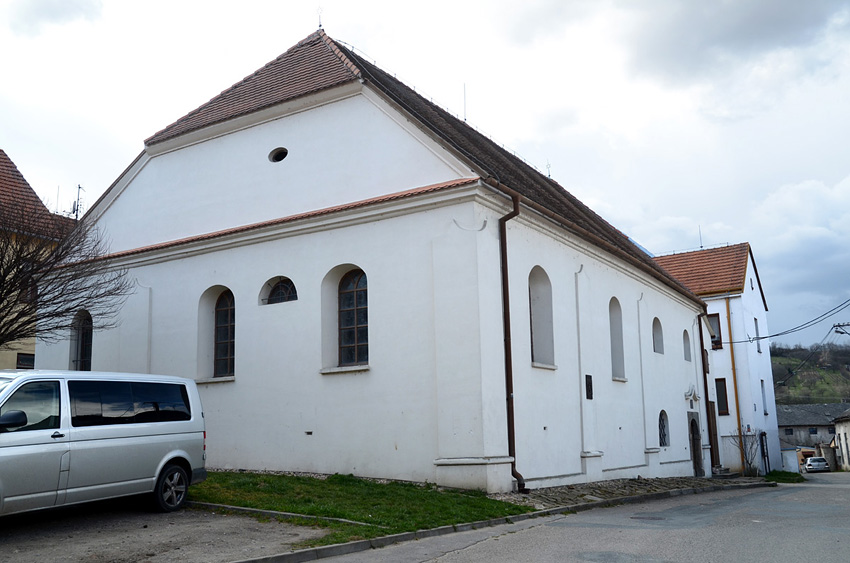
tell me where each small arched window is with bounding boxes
[683,330,692,362]
[659,410,670,447]
[652,317,664,354]
[263,277,297,304]
[609,297,625,380]
[71,310,93,371]
[339,269,368,366]
[214,290,235,377]
[529,266,554,366]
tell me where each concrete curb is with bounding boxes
[221,481,777,563]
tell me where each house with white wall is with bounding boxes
[833,407,850,471]
[654,243,781,475]
[37,30,712,492]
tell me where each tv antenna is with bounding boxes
[71,184,84,220]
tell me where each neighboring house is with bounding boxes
[38,30,713,492]
[654,243,781,475]
[833,408,850,471]
[0,149,63,370]
[776,403,844,449]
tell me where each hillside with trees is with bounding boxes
[771,343,850,404]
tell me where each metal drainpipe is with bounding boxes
[499,192,528,493]
[726,297,746,471]
[697,313,719,469]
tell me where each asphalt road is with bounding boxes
[325,471,850,563]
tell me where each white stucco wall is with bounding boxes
[91,87,473,254]
[37,85,712,491]
[703,253,781,474]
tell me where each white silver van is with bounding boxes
[0,370,206,516]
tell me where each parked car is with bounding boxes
[0,370,206,517]
[803,457,830,473]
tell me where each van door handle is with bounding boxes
[51,431,65,439]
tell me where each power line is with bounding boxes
[727,297,850,345]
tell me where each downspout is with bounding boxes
[726,298,746,470]
[698,313,719,468]
[499,192,528,493]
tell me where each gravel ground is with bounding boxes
[488,475,768,509]
[0,497,325,563]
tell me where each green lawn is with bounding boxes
[189,471,535,548]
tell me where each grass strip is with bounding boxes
[764,470,806,483]
[189,471,534,548]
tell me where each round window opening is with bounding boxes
[268,147,289,163]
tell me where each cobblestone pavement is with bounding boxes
[490,476,769,510]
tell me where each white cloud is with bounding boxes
[6,0,102,36]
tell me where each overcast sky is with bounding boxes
[1,0,849,347]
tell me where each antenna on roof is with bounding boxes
[317,7,323,28]
[463,83,466,122]
[546,160,551,178]
[698,225,703,249]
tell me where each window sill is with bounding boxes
[196,376,235,385]
[321,365,370,375]
[531,362,557,371]
[612,377,627,383]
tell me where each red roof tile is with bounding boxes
[0,149,77,237]
[653,243,751,297]
[135,30,702,309]
[0,149,50,216]
[145,31,360,145]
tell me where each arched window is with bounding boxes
[70,310,93,371]
[683,330,692,362]
[528,266,554,366]
[339,269,367,366]
[262,277,297,304]
[609,297,625,380]
[652,317,664,354]
[214,290,235,377]
[659,410,670,447]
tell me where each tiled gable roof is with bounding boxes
[145,31,361,145]
[776,403,849,426]
[140,30,701,308]
[0,148,50,217]
[0,149,77,237]
[653,243,751,297]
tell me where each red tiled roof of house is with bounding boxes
[137,30,702,308]
[0,148,50,216]
[0,149,77,237]
[653,243,751,297]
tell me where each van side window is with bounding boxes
[69,381,191,427]
[0,381,60,432]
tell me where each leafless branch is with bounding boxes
[0,202,133,350]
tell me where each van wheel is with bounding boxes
[153,464,189,512]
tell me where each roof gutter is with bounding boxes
[497,189,528,493]
[480,178,703,309]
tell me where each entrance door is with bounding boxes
[690,419,703,476]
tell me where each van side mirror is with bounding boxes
[0,410,28,430]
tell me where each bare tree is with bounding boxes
[728,426,763,476]
[0,201,133,350]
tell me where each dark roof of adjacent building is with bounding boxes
[776,403,849,426]
[833,407,850,423]
[140,30,701,307]
[653,242,767,310]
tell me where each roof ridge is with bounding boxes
[145,30,360,146]
[316,29,362,79]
